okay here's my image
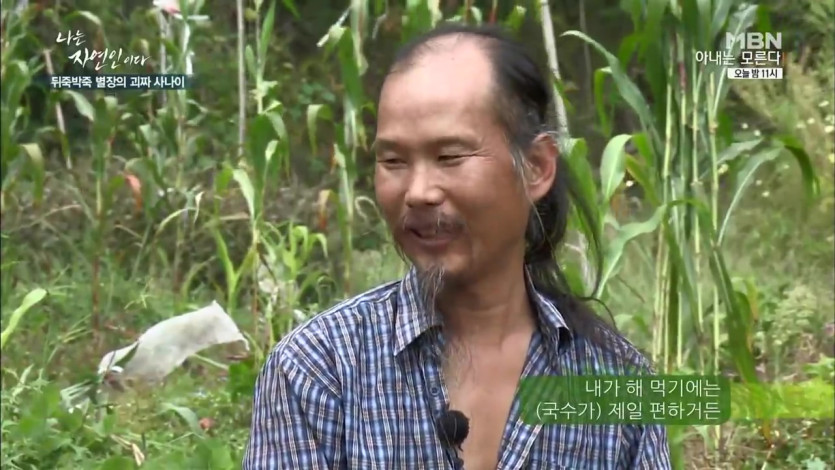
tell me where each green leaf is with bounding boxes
[775,134,820,202]
[349,0,370,75]
[332,27,364,102]
[616,31,641,66]
[307,104,333,156]
[597,205,665,296]
[160,402,203,435]
[282,0,300,18]
[469,6,483,25]
[245,45,257,80]
[695,0,714,50]
[64,10,103,29]
[628,132,660,205]
[18,143,45,204]
[1,288,47,350]
[233,169,256,220]
[686,198,759,383]
[214,164,234,194]
[599,134,632,203]
[562,31,657,147]
[155,208,191,237]
[312,232,329,258]
[593,67,613,137]
[551,76,575,116]
[96,455,135,470]
[321,25,346,57]
[624,153,657,205]
[561,258,590,297]
[213,229,238,306]
[63,90,95,121]
[403,0,440,35]
[709,0,736,41]
[259,1,276,66]
[105,173,126,206]
[564,138,602,244]
[193,438,235,469]
[708,3,759,115]
[264,111,290,177]
[245,114,277,194]
[227,360,258,403]
[504,5,526,32]
[641,0,668,56]
[717,146,781,244]
[564,138,598,217]
[703,138,763,179]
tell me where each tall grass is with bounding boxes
[565,0,819,376]
[560,0,820,460]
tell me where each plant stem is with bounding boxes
[579,0,592,112]
[236,0,247,158]
[538,0,569,143]
[691,52,705,371]
[41,49,70,170]
[156,11,169,106]
[706,70,723,451]
[675,33,686,371]
[654,41,676,369]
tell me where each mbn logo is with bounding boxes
[725,32,782,49]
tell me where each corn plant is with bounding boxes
[561,0,820,454]
[0,5,45,213]
[257,222,329,347]
[0,287,47,350]
[313,10,372,295]
[154,0,209,290]
[211,0,324,354]
[50,88,123,336]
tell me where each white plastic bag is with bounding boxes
[97,300,248,387]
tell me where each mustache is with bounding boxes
[400,211,466,234]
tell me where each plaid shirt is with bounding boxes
[244,267,671,469]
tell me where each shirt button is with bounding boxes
[430,386,440,396]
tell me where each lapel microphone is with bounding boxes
[436,409,470,468]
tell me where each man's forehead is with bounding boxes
[381,39,493,95]
[375,38,499,147]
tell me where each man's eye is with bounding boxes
[438,155,463,162]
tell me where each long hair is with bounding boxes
[386,23,624,352]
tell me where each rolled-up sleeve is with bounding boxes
[630,424,671,469]
[243,345,344,469]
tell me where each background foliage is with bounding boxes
[1,0,833,468]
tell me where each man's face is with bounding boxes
[373,40,532,284]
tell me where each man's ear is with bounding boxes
[525,133,558,202]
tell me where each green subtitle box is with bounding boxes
[518,375,732,425]
[729,381,834,420]
[519,375,834,426]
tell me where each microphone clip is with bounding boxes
[436,408,470,468]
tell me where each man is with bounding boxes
[244,23,671,470]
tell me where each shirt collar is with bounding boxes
[392,266,572,356]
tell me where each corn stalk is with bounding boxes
[563,0,820,460]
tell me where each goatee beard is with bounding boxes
[415,263,471,388]
[416,263,446,318]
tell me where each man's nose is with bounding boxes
[404,164,444,208]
